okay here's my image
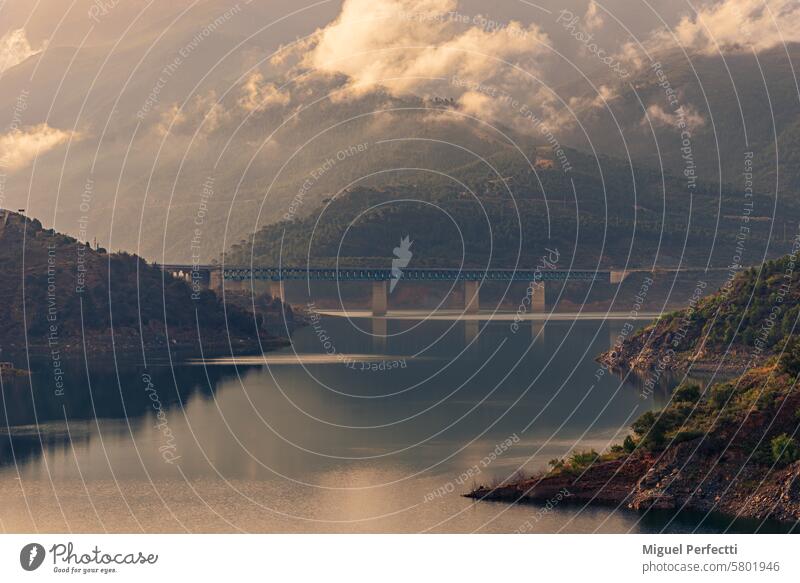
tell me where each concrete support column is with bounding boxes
[464,280,480,314]
[372,281,388,316]
[269,280,285,302]
[209,268,222,293]
[610,270,630,284]
[530,281,547,312]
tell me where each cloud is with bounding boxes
[584,1,604,31]
[643,103,705,132]
[612,40,645,74]
[261,0,635,135]
[0,124,78,171]
[568,84,618,112]
[157,91,230,137]
[609,0,800,74]
[299,0,550,99]
[656,0,800,54]
[457,90,497,118]
[0,28,43,74]
[238,71,291,112]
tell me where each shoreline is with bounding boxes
[0,335,292,359]
[465,364,800,525]
[465,444,800,526]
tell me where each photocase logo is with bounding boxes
[20,543,46,571]
[390,235,413,293]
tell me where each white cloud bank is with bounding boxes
[0,28,44,74]
[0,124,78,171]
[643,103,706,132]
[658,0,800,54]
[298,0,551,99]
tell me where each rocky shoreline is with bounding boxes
[1,332,291,357]
[466,444,800,524]
[597,329,758,376]
[466,366,800,525]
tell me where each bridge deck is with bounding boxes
[158,263,733,285]
[219,267,606,282]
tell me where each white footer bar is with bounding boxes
[1,534,796,582]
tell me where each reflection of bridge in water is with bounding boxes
[160,264,634,317]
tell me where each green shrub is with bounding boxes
[673,383,702,403]
[751,443,774,466]
[632,411,667,449]
[672,429,704,444]
[709,383,735,409]
[631,407,696,450]
[568,449,599,469]
[632,411,658,436]
[770,434,800,466]
[779,340,800,377]
[623,435,636,453]
[756,387,780,410]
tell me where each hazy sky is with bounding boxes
[0,0,765,55]
[2,0,796,92]
[3,0,797,150]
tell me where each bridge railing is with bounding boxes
[220,267,606,282]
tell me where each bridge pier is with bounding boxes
[269,280,285,302]
[372,281,388,316]
[464,280,480,314]
[194,270,211,292]
[529,281,547,312]
[209,268,222,293]
[610,270,630,284]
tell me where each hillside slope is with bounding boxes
[0,210,285,354]
[225,145,789,270]
[600,253,800,373]
[468,368,800,525]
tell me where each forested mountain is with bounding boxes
[0,210,275,353]
[224,142,800,270]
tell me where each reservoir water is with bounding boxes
[0,315,778,533]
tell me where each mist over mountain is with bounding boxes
[1,0,799,270]
[225,143,798,271]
